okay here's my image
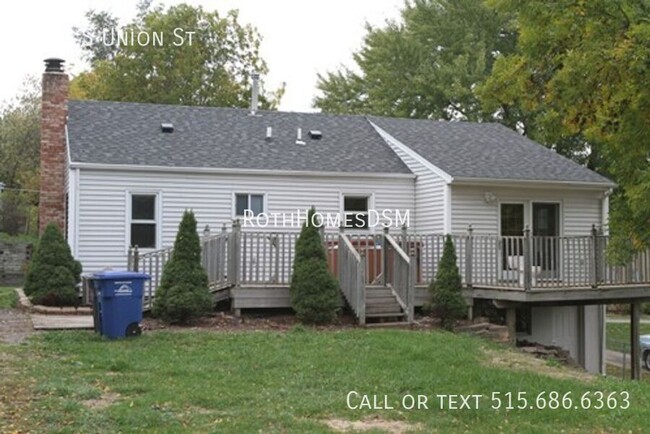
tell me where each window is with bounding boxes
[130,194,158,249]
[235,193,264,216]
[344,196,369,229]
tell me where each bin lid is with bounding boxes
[92,270,151,280]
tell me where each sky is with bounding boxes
[0,0,405,112]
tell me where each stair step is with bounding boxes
[366,296,397,304]
[365,321,411,328]
[365,312,406,318]
[365,290,393,297]
[366,306,402,313]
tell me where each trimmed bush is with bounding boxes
[290,207,339,324]
[430,235,467,330]
[152,210,212,323]
[23,223,82,306]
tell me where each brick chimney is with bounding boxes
[39,58,69,235]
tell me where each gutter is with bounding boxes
[451,176,616,190]
[67,161,417,180]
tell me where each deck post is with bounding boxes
[338,225,344,284]
[408,248,416,323]
[382,227,389,286]
[522,226,532,291]
[465,225,474,288]
[631,301,641,380]
[231,219,241,287]
[591,225,601,288]
[401,223,408,250]
[202,224,211,269]
[506,308,517,345]
[127,247,133,271]
[359,250,366,326]
[133,245,139,273]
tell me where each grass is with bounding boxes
[606,322,650,352]
[0,287,18,309]
[2,329,650,433]
[0,232,37,243]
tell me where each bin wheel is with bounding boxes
[125,322,142,337]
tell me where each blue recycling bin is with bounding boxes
[92,271,150,339]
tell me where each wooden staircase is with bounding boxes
[364,285,408,324]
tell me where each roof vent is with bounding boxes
[296,128,306,146]
[161,123,174,133]
[308,130,322,140]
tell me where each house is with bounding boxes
[39,58,650,375]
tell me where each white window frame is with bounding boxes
[125,190,162,252]
[232,192,267,219]
[340,192,375,232]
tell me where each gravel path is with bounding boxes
[0,308,33,344]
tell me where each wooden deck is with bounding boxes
[31,314,94,330]
[128,223,650,324]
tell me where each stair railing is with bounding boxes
[338,228,366,325]
[383,229,414,323]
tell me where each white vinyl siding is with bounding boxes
[379,136,446,233]
[450,185,605,236]
[75,169,415,273]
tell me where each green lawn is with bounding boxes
[1,329,649,433]
[0,232,37,243]
[606,322,650,352]
[0,287,18,309]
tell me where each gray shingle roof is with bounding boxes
[67,100,613,186]
[369,116,613,185]
[67,100,411,174]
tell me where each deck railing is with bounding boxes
[201,229,231,289]
[338,231,366,324]
[128,246,172,310]
[466,229,650,290]
[383,230,414,322]
[128,222,650,312]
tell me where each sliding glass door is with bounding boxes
[500,203,524,280]
[532,203,560,280]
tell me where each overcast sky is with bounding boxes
[0,0,405,111]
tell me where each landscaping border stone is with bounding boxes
[15,287,92,315]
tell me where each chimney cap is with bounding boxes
[44,58,65,73]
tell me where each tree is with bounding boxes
[314,0,516,121]
[430,235,466,330]
[71,3,283,108]
[152,210,212,323]
[290,208,339,324]
[0,78,41,235]
[478,0,650,253]
[23,223,82,306]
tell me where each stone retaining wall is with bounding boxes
[0,242,33,285]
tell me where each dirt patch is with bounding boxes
[82,392,121,410]
[141,311,448,333]
[0,308,33,344]
[324,416,421,433]
[141,311,360,332]
[483,346,595,382]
